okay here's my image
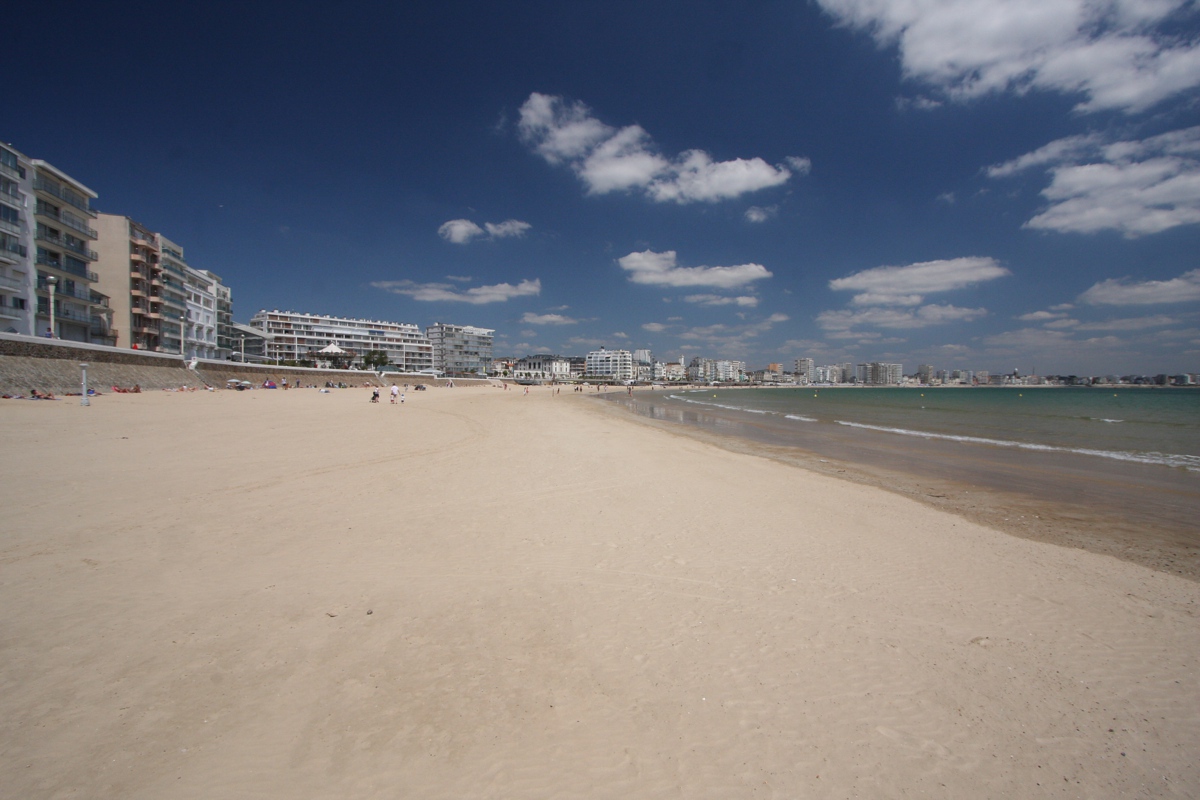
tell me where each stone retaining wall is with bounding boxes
[0,334,386,395]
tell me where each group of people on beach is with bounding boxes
[371,384,406,404]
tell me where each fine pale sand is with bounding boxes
[2,387,1197,798]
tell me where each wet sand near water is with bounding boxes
[608,392,1200,581]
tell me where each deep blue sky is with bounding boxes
[9,0,1200,373]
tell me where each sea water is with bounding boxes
[661,387,1200,472]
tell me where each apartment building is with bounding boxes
[585,347,634,381]
[250,309,433,370]
[427,322,494,375]
[213,279,233,359]
[93,216,227,357]
[0,141,112,342]
[795,358,815,384]
[94,214,162,351]
[856,362,903,385]
[0,143,31,333]
[687,357,745,383]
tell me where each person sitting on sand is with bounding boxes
[370,389,380,403]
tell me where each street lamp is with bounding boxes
[80,363,90,407]
[240,335,246,362]
[45,275,57,338]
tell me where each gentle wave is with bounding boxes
[835,421,1200,471]
[670,394,817,422]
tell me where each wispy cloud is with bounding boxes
[744,205,777,223]
[642,322,668,332]
[988,127,1200,237]
[438,218,532,244]
[1079,268,1200,304]
[816,0,1200,114]
[521,312,578,325]
[1074,315,1180,330]
[373,278,541,304]
[684,294,760,307]
[518,93,804,203]
[619,250,772,289]
[818,304,988,330]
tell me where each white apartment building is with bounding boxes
[795,358,815,384]
[427,322,494,375]
[585,347,634,381]
[0,141,112,342]
[250,309,433,370]
[513,354,571,382]
[182,262,219,360]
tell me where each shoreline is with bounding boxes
[599,390,1200,581]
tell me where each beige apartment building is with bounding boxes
[94,215,228,356]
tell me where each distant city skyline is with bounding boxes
[6,1,1199,374]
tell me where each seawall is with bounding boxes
[0,334,388,395]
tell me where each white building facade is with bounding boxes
[585,348,634,381]
[513,354,571,382]
[0,140,111,342]
[251,309,433,370]
[426,322,494,375]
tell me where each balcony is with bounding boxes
[1,239,27,262]
[34,229,98,261]
[36,305,92,324]
[32,177,96,218]
[34,201,98,239]
[0,304,21,319]
[133,321,161,334]
[0,161,22,181]
[0,273,24,291]
[38,279,93,302]
[0,217,18,236]
[35,254,99,282]
[130,249,147,262]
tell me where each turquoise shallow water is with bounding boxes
[665,387,1200,472]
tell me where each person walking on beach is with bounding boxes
[390,384,399,404]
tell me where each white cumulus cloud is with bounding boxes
[439,218,531,244]
[618,250,773,289]
[373,278,541,304]
[518,93,802,203]
[829,256,1010,305]
[815,0,1200,114]
[990,127,1200,237]
[438,219,485,244]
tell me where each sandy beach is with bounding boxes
[2,385,1198,798]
